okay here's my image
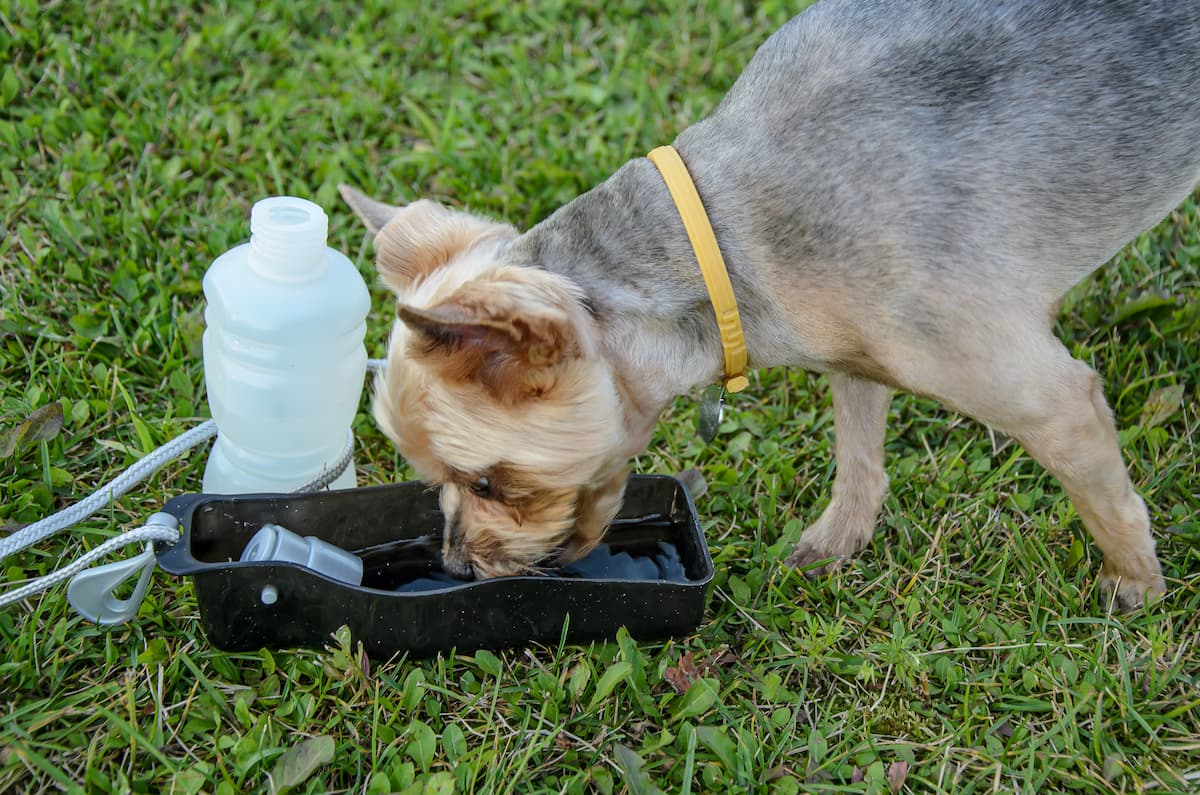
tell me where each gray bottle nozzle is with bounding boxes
[240,523,363,586]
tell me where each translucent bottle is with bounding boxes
[201,196,370,494]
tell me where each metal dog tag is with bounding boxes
[697,384,725,442]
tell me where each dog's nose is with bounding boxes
[441,513,474,579]
[442,555,473,580]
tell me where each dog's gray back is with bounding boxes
[684,0,1200,302]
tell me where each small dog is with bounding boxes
[343,0,1200,609]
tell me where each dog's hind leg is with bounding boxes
[786,373,891,572]
[894,328,1165,610]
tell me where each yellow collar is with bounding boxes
[647,145,749,393]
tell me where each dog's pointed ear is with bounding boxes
[340,185,516,293]
[338,184,401,234]
[397,270,587,400]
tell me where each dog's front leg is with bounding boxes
[786,373,891,572]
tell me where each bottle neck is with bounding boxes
[247,196,329,281]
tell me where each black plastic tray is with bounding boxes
[155,475,713,658]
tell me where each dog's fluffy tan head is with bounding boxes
[341,186,629,579]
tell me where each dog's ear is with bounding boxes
[558,465,628,563]
[397,269,585,400]
[338,184,401,234]
[339,185,515,292]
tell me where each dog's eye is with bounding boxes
[468,477,491,499]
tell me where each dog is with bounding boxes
[341,0,1200,609]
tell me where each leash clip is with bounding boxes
[66,513,178,625]
[697,384,726,442]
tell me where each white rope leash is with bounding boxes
[0,420,218,563]
[0,358,386,611]
[0,525,182,609]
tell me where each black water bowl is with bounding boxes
[155,475,713,658]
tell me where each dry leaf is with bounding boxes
[663,652,702,694]
[0,402,64,457]
[888,760,910,792]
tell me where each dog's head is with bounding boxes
[341,186,630,579]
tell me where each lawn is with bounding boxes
[2,1,1198,792]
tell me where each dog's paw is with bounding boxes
[1099,565,1166,611]
[784,507,875,578]
[784,541,851,577]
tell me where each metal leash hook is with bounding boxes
[697,384,726,442]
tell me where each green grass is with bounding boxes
[2,0,1198,792]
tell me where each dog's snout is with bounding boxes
[441,536,474,579]
[441,510,474,580]
[442,555,474,580]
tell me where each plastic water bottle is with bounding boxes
[201,196,371,494]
